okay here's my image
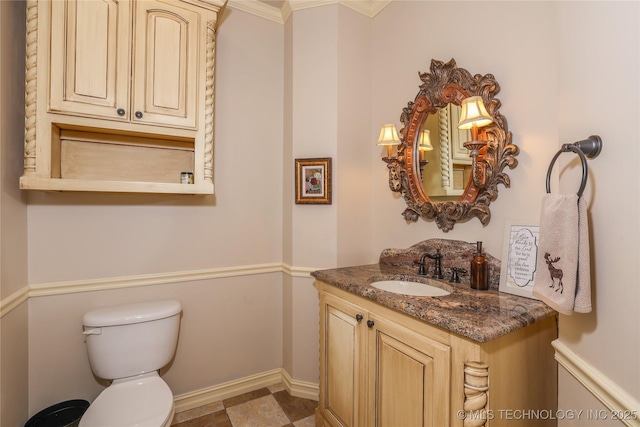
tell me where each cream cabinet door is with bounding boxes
[49,0,131,120]
[368,314,451,427]
[320,294,368,427]
[132,0,199,129]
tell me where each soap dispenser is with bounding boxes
[470,241,489,290]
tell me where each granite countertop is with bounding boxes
[311,239,557,343]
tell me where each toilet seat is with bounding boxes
[79,372,174,427]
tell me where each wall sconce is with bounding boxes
[377,124,401,162]
[458,96,493,188]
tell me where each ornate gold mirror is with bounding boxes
[383,59,518,231]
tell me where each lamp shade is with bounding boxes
[419,129,433,151]
[458,96,493,130]
[377,124,401,146]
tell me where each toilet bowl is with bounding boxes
[79,373,174,427]
[79,300,182,427]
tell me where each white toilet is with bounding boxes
[79,300,182,427]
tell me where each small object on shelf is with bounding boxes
[470,241,489,290]
[181,172,194,184]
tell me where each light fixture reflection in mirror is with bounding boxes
[418,129,433,160]
[458,96,493,189]
[377,124,401,160]
[418,129,433,175]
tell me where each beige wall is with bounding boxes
[1,0,29,426]
[28,275,284,406]
[2,0,638,424]
[555,2,639,422]
[336,6,373,267]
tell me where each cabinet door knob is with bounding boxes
[355,314,363,323]
[135,111,143,119]
[116,108,126,116]
[367,320,375,329]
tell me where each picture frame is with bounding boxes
[295,158,332,204]
[499,220,541,300]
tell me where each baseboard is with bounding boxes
[173,368,318,414]
[553,339,640,427]
[281,368,320,401]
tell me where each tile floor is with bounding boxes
[171,384,317,427]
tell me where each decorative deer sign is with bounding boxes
[544,252,563,293]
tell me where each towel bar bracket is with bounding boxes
[567,135,602,159]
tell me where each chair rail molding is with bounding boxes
[553,339,640,427]
[0,286,29,318]
[0,263,319,317]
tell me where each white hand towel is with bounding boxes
[532,194,592,315]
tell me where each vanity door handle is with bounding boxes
[135,111,143,119]
[367,320,375,329]
[355,314,363,323]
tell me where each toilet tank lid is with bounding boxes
[83,300,182,327]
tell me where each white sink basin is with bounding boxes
[370,280,451,297]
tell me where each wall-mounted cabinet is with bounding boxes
[21,0,225,194]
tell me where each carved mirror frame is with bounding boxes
[385,59,518,231]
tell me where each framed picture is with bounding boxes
[499,220,540,299]
[295,158,332,204]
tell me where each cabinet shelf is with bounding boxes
[19,176,214,195]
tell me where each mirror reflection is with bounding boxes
[418,105,472,201]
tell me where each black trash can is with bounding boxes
[25,400,89,427]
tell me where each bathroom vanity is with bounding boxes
[312,240,558,427]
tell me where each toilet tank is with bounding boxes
[83,300,182,380]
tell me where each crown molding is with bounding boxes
[339,0,391,17]
[227,0,286,23]
[227,0,391,24]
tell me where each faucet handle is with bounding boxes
[449,267,467,283]
[449,267,459,283]
[414,259,427,276]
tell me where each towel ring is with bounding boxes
[545,135,603,198]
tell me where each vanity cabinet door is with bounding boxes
[132,0,199,129]
[319,294,368,427]
[49,0,132,120]
[368,314,451,427]
[319,290,451,427]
